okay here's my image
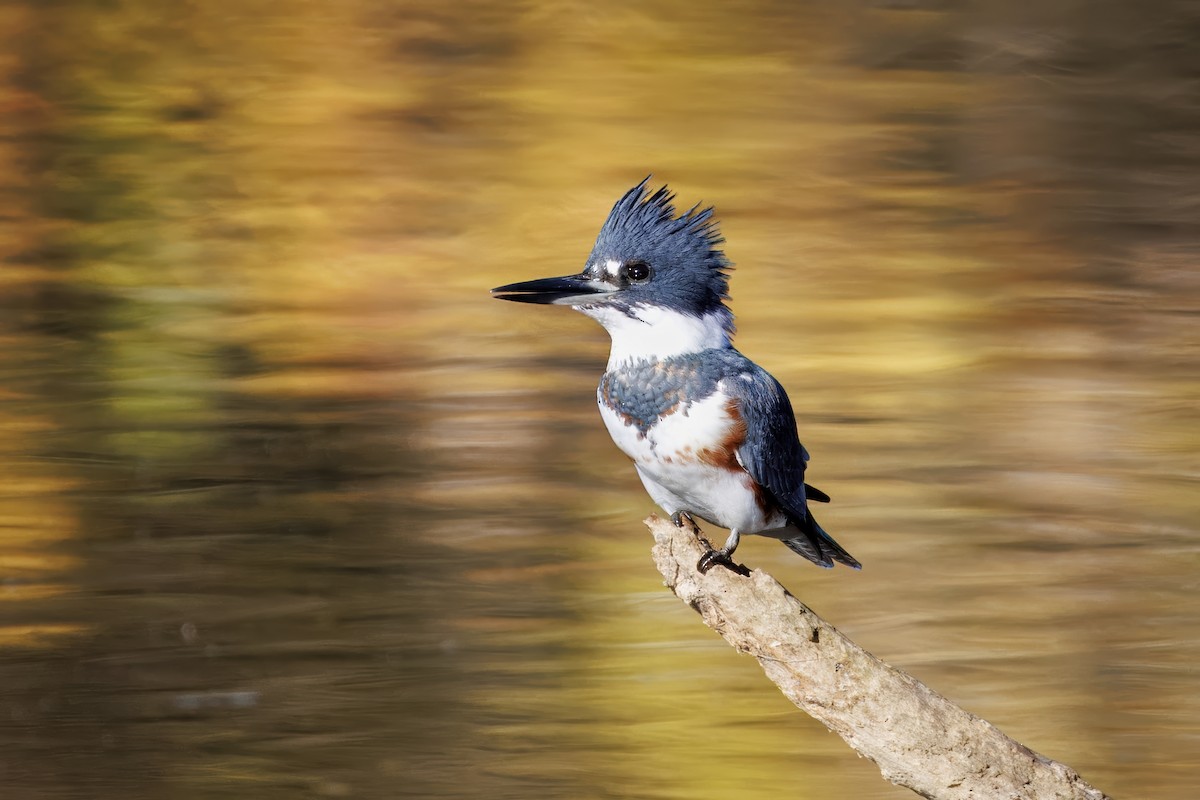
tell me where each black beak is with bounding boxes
[491,274,615,305]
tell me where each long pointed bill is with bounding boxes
[490,274,616,306]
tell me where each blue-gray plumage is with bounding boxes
[492,178,859,573]
[598,351,741,435]
[585,183,734,328]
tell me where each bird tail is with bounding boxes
[782,511,861,570]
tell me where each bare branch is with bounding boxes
[647,514,1111,800]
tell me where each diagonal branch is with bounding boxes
[646,514,1111,800]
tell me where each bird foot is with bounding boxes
[670,511,696,530]
[696,548,751,577]
[669,513,751,576]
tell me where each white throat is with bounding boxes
[577,304,732,369]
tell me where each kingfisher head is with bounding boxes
[492,179,736,361]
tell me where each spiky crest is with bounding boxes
[586,178,734,326]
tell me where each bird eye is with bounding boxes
[623,260,651,283]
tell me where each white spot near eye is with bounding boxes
[605,259,622,278]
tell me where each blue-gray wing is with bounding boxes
[723,364,813,521]
[724,362,860,569]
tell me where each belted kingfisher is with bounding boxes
[492,179,860,574]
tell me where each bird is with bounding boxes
[491,178,860,574]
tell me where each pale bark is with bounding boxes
[646,514,1111,800]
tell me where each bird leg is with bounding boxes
[697,529,750,576]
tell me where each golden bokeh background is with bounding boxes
[1,2,1197,798]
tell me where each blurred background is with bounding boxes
[1,1,1197,798]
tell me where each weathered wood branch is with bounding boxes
[646,514,1111,800]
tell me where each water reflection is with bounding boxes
[1,1,1197,798]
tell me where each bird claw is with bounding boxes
[671,513,750,576]
[696,549,751,577]
[670,511,695,529]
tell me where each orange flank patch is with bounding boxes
[696,397,748,471]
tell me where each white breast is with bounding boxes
[597,386,785,534]
[598,388,731,463]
